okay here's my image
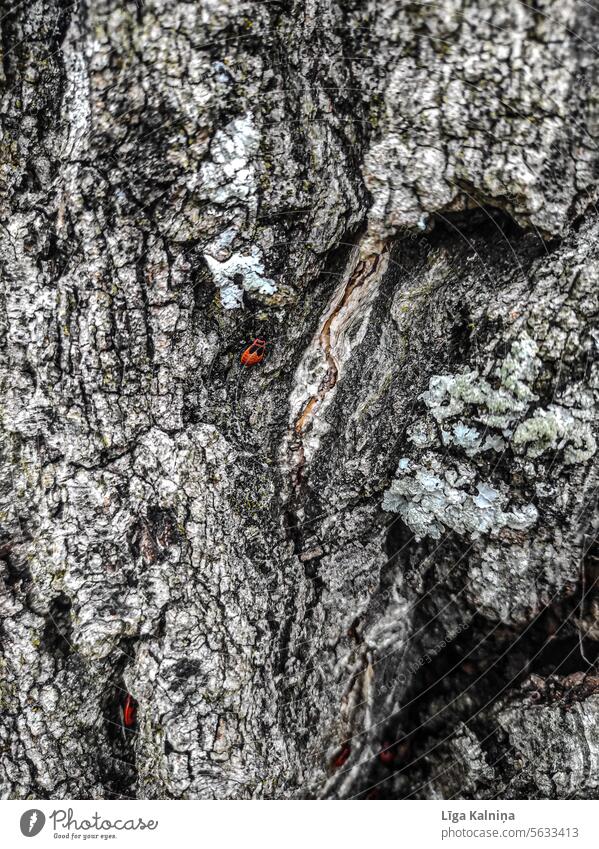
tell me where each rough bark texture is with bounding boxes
[1,0,599,800]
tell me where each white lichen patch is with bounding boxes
[382,456,538,541]
[204,245,276,309]
[196,112,260,207]
[407,419,437,449]
[439,421,506,456]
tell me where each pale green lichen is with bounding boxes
[419,332,540,430]
[416,332,595,466]
[383,326,595,542]
[382,457,538,541]
[513,406,596,464]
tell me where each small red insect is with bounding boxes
[122,694,137,729]
[379,739,410,766]
[331,743,351,770]
[240,338,266,367]
[378,743,396,765]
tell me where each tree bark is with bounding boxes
[1,0,599,799]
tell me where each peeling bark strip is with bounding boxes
[1,0,599,800]
[288,240,390,500]
[294,244,389,435]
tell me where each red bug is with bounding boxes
[240,338,266,367]
[122,694,137,729]
[331,743,351,770]
[378,743,396,765]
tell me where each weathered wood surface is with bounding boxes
[1,0,598,799]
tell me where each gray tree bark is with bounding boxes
[1,0,599,800]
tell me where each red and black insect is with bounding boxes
[240,338,266,367]
[378,739,410,767]
[121,694,137,731]
[331,743,351,770]
[378,742,396,765]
